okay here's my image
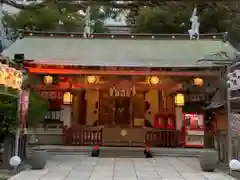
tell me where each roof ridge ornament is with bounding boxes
[188,6,200,40]
[83,6,92,38]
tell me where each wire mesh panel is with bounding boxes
[230,113,240,137]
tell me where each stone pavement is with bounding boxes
[8,155,236,180]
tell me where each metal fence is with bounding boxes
[216,130,240,163]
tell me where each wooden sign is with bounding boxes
[39,91,63,100]
[109,86,136,97]
[186,94,208,102]
[109,80,136,97]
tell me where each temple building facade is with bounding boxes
[1,32,237,147]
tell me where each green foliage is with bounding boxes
[0,89,48,142]
[133,4,240,41]
[32,7,60,31]
[0,95,18,138]
[2,4,110,33]
[27,91,49,127]
[135,6,191,34]
[60,10,84,32]
[2,6,60,31]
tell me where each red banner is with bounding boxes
[19,91,29,129]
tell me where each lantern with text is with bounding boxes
[174,93,184,106]
[0,63,23,90]
[13,70,23,90]
[44,75,53,85]
[63,92,73,105]
[2,64,9,86]
[0,63,5,85]
[87,76,97,84]
[148,76,160,85]
[193,78,203,86]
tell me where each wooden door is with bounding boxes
[99,91,114,125]
[132,93,145,118]
[114,97,130,126]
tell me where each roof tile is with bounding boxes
[2,37,238,67]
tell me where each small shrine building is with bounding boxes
[1,31,237,147]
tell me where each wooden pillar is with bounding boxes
[175,106,183,130]
[86,90,99,126]
[145,89,159,126]
[61,105,71,127]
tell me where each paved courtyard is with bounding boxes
[9,155,236,180]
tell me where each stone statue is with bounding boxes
[188,7,200,40]
[83,6,92,38]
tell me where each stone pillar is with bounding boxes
[86,90,99,126]
[175,106,183,130]
[144,89,159,126]
[61,105,71,127]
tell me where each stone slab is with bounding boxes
[8,156,236,180]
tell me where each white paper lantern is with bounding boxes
[9,156,21,167]
[229,159,240,170]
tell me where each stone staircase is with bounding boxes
[99,147,145,158]
[151,148,208,157]
[31,145,213,158]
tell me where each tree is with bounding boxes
[132,4,240,41]
[27,91,49,129]
[134,6,191,34]
[0,89,48,143]
[2,5,65,31]
[1,3,112,33]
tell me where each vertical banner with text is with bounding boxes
[19,90,30,130]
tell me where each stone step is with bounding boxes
[31,146,211,158]
[99,149,145,158]
[47,151,89,156]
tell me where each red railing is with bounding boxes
[145,130,181,147]
[62,126,102,146]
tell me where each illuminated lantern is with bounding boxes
[2,64,9,86]
[0,63,4,85]
[8,68,15,88]
[193,78,203,86]
[15,70,23,90]
[87,76,97,84]
[149,76,160,85]
[44,75,53,84]
[63,92,73,104]
[174,93,184,106]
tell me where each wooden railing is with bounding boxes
[62,126,181,147]
[62,126,102,146]
[145,130,181,147]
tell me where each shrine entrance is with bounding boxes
[98,91,132,126]
[114,97,131,126]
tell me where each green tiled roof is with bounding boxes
[1,37,238,67]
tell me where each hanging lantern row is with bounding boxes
[0,62,23,90]
[44,75,98,85]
